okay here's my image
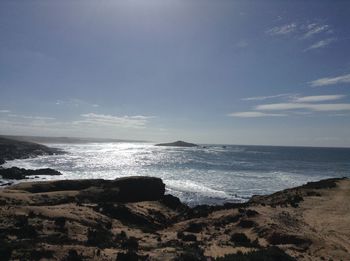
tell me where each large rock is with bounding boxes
[8,176,166,203]
[0,167,62,180]
[155,140,198,147]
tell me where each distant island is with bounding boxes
[155,140,198,147]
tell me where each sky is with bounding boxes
[1,0,350,147]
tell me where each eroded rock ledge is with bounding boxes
[0,176,349,261]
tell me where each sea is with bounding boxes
[2,142,350,206]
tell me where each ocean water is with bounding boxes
[2,143,350,206]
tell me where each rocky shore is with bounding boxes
[0,176,349,260]
[0,137,64,186]
[0,137,63,166]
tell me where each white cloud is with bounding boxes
[256,103,350,112]
[304,38,336,51]
[302,23,330,39]
[0,110,10,113]
[228,111,287,118]
[266,23,297,35]
[241,93,295,101]
[294,95,345,103]
[0,112,157,139]
[310,73,350,87]
[76,113,154,129]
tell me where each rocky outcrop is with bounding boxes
[0,167,62,180]
[0,137,63,165]
[8,176,165,204]
[155,140,198,147]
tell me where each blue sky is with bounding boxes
[1,0,350,146]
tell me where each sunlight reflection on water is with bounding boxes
[3,142,349,206]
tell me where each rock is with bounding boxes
[0,167,62,180]
[0,137,63,163]
[161,194,189,211]
[111,176,165,202]
[267,233,312,247]
[9,176,165,203]
[155,141,198,147]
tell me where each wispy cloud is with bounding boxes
[0,112,157,138]
[266,23,297,35]
[256,103,350,112]
[7,114,55,120]
[76,113,154,129]
[304,38,336,51]
[302,23,330,39]
[228,111,287,118]
[241,93,295,101]
[56,98,99,108]
[233,93,349,118]
[266,21,336,51]
[294,95,345,103]
[0,110,10,113]
[310,73,350,87]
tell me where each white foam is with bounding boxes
[164,179,230,199]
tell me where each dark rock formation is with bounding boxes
[0,167,62,180]
[160,194,189,211]
[9,176,166,203]
[155,141,198,147]
[0,137,63,165]
[267,233,312,247]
